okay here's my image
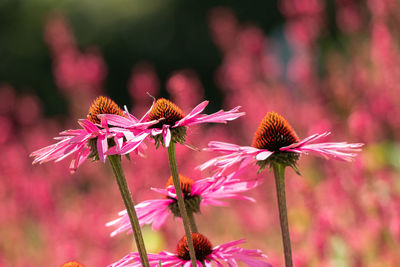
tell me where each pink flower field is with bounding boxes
[1,1,399,266]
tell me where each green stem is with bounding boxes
[272,162,293,267]
[108,155,150,267]
[167,142,197,267]
[187,211,198,233]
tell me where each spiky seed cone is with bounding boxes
[87,96,125,124]
[166,174,201,217]
[165,174,194,195]
[148,98,185,127]
[61,261,86,267]
[252,112,299,151]
[177,233,213,261]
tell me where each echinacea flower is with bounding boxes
[30,96,155,173]
[108,233,271,267]
[103,98,245,149]
[106,169,260,235]
[199,112,364,173]
[61,261,86,267]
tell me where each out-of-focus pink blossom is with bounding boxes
[167,70,204,111]
[106,170,261,235]
[109,233,271,267]
[128,62,160,115]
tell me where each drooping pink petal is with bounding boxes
[107,170,260,236]
[255,150,274,161]
[99,114,135,128]
[30,118,115,171]
[77,119,99,133]
[280,132,364,161]
[162,125,172,147]
[106,198,173,236]
[188,106,245,125]
[107,132,150,155]
[175,106,245,127]
[173,100,209,127]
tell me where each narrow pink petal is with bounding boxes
[174,101,209,127]
[107,199,173,236]
[193,109,245,124]
[139,98,156,122]
[114,136,123,152]
[205,141,242,152]
[180,106,245,127]
[123,105,139,122]
[69,146,85,173]
[100,114,134,128]
[97,134,108,163]
[78,119,99,133]
[280,133,364,162]
[163,125,171,147]
[255,150,274,161]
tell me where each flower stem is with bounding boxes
[187,211,198,233]
[167,142,197,267]
[272,162,293,267]
[108,155,150,267]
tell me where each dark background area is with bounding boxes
[0,0,283,116]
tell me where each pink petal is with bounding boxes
[255,151,274,161]
[174,101,209,127]
[280,132,364,161]
[78,119,99,133]
[163,125,171,147]
[97,134,108,162]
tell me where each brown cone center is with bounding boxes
[87,96,125,124]
[176,233,213,261]
[252,112,299,151]
[147,98,185,128]
[61,261,86,267]
[165,174,194,195]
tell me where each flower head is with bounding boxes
[61,261,86,267]
[147,98,186,127]
[103,97,244,149]
[30,96,147,173]
[108,233,271,267]
[87,96,126,124]
[106,169,260,235]
[252,112,299,151]
[198,111,364,174]
[146,98,245,147]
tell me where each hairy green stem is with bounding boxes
[108,155,150,267]
[187,211,198,233]
[272,162,293,267]
[167,142,197,267]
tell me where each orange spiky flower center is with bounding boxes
[147,98,185,128]
[176,233,213,261]
[166,174,201,217]
[165,174,194,195]
[61,261,86,267]
[252,112,299,152]
[87,96,125,124]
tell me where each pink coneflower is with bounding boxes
[108,233,271,267]
[103,98,245,149]
[199,112,364,173]
[106,169,260,236]
[30,96,154,173]
[200,112,363,267]
[147,98,245,147]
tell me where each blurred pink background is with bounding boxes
[1,1,400,266]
